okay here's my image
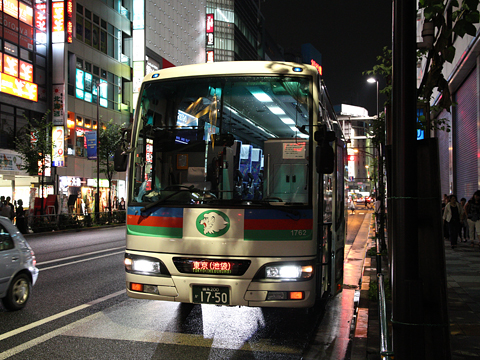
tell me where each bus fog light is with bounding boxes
[143,285,159,294]
[267,291,287,300]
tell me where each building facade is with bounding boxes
[0,0,206,214]
[425,6,480,201]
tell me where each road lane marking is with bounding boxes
[0,312,105,360]
[0,290,125,343]
[38,250,125,271]
[37,246,126,265]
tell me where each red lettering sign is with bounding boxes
[206,14,214,33]
[310,59,323,75]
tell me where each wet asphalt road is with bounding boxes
[0,211,369,359]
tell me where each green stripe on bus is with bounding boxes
[127,225,183,238]
[244,229,312,241]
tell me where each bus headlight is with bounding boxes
[124,254,170,276]
[261,262,314,281]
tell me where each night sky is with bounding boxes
[260,0,393,116]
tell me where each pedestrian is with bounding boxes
[464,190,480,246]
[443,194,463,249]
[5,196,14,222]
[15,199,27,234]
[348,196,355,214]
[113,195,119,211]
[459,197,469,242]
[1,197,13,220]
[119,197,126,210]
[442,194,450,241]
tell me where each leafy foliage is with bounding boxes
[418,0,480,110]
[98,119,125,210]
[14,110,52,176]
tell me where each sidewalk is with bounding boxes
[351,218,480,359]
[445,239,480,359]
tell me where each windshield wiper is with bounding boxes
[140,186,198,212]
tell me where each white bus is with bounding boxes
[116,61,346,308]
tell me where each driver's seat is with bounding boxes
[182,167,211,190]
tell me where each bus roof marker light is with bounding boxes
[293,67,303,72]
[152,73,160,78]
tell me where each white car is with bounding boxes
[0,216,38,310]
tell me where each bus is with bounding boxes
[116,61,346,309]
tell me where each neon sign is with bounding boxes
[207,50,214,63]
[206,14,214,33]
[52,1,65,43]
[66,0,73,43]
[1,72,38,101]
[310,60,322,75]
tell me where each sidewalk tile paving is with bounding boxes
[352,215,480,359]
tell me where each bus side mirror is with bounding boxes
[316,144,335,174]
[315,129,335,174]
[114,147,128,172]
[213,133,235,147]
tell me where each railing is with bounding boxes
[21,211,126,234]
[376,219,393,359]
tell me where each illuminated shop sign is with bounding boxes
[1,72,38,101]
[206,14,214,50]
[35,3,47,32]
[206,50,214,63]
[66,0,73,43]
[206,14,214,33]
[52,126,65,167]
[52,0,65,43]
[4,0,20,18]
[19,2,34,25]
[75,69,107,106]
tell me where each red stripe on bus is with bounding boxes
[244,218,313,230]
[127,214,183,228]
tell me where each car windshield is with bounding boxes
[131,75,312,207]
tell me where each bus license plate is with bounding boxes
[192,286,230,305]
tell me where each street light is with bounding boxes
[367,77,379,119]
[367,77,386,251]
[95,81,107,219]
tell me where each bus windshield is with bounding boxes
[131,75,312,207]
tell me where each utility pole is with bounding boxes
[391,0,422,358]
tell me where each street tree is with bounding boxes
[98,119,125,214]
[417,0,480,132]
[14,110,52,212]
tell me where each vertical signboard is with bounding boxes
[53,85,65,125]
[52,126,65,167]
[52,0,65,43]
[206,14,214,58]
[85,131,97,160]
[66,0,74,43]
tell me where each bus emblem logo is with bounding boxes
[196,211,230,237]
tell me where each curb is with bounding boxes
[350,215,378,359]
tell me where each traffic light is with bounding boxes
[347,155,356,162]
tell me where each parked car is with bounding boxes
[0,216,38,310]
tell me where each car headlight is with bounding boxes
[257,262,314,281]
[124,254,170,276]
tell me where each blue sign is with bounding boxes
[85,131,97,160]
[417,108,425,140]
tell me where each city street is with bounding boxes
[0,212,369,359]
